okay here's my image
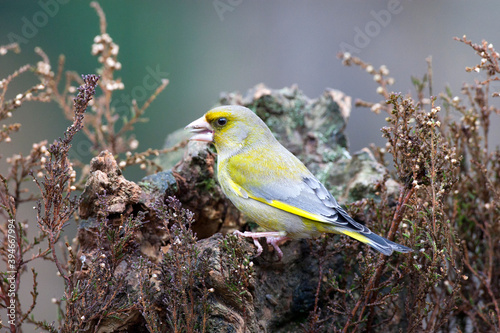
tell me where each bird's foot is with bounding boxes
[233,231,289,260]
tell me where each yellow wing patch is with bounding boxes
[247,194,327,222]
[342,230,369,244]
[227,177,248,198]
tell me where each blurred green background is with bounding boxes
[1,0,500,329]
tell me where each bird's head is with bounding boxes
[185,105,275,157]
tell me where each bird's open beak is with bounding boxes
[185,116,214,142]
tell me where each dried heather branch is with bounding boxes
[34,74,99,288]
[119,139,188,172]
[337,51,395,114]
[455,35,500,82]
[0,43,20,56]
[342,185,414,333]
[117,78,169,138]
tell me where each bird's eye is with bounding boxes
[216,117,227,126]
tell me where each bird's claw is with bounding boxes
[233,230,289,260]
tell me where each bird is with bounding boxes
[185,105,413,260]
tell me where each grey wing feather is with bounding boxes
[301,178,412,254]
[247,173,367,232]
[302,176,373,233]
[246,174,413,255]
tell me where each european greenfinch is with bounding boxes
[186,105,412,259]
